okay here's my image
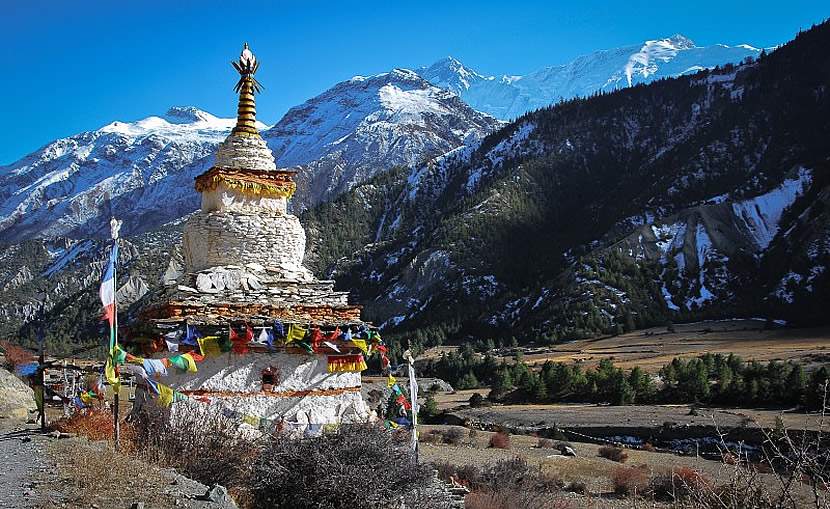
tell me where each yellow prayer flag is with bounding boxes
[350,339,369,353]
[285,324,307,343]
[242,414,259,427]
[387,374,397,388]
[105,356,120,391]
[180,353,198,373]
[158,384,174,407]
[198,336,222,357]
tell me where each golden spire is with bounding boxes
[231,42,263,137]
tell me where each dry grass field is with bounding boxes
[418,424,818,508]
[522,320,830,372]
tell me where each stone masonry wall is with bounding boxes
[183,210,308,278]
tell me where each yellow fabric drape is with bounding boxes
[285,324,308,343]
[198,336,222,358]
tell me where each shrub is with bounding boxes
[420,429,442,444]
[250,424,443,508]
[131,404,258,491]
[0,341,35,371]
[52,408,135,445]
[469,392,488,407]
[641,442,656,452]
[612,465,649,496]
[443,427,465,445]
[565,481,588,494]
[650,466,710,501]
[598,445,628,463]
[489,431,511,449]
[466,491,573,509]
[468,427,479,444]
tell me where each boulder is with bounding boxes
[0,367,36,422]
[196,273,213,292]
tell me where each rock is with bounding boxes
[0,367,36,422]
[559,445,577,457]
[245,262,265,272]
[196,273,213,292]
[177,285,199,294]
[195,484,238,508]
[210,272,226,291]
[162,259,183,286]
[247,277,262,290]
[224,271,242,291]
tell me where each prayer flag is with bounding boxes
[323,341,341,353]
[99,242,118,330]
[143,358,167,378]
[272,320,285,338]
[350,339,369,353]
[181,324,202,346]
[198,336,222,358]
[285,324,307,343]
[326,354,367,373]
[158,384,174,407]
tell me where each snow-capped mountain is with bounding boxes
[0,107,262,242]
[0,71,499,241]
[301,22,830,341]
[419,35,762,119]
[264,69,501,208]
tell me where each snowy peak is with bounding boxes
[417,56,488,96]
[418,35,763,119]
[264,67,500,207]
[163,106,219,124]
[663,34,696,50]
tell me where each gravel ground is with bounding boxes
[0,422,62,509]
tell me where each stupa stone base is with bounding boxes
[140,353,371,432]
[183,210,310,279]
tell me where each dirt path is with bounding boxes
[0,422,61,509]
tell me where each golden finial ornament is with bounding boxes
[231,42,263,137]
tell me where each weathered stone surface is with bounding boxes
[182,211,314,282]
[0,367,35,422]
[196,273,213,292]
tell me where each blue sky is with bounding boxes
[1,0,827,164]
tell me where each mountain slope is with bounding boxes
[0,107,248,242]
[419,36,762,119]
[304,21,830,345]
[0,71,500,242]
[264,69,500,209]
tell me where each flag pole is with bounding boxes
[109,217,121,451]
[404,348,419,462]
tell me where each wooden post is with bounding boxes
[38,303,46,432]
[39,349,46,432]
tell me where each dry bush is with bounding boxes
[642,442,656,452]
[442,427,465,445]
[49,438,174,508]
[52,409,136,446]
[565,481,588,494]
[458,457,566,509]
[650,466,710,502]
[465,490,573,509]
[249,424,445,509]
[612,465,650,496]
[421,429,443,444]
[598,445,628,463]
[0,340,35,371]
[131,403,258,492]
[489,431,511,449]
